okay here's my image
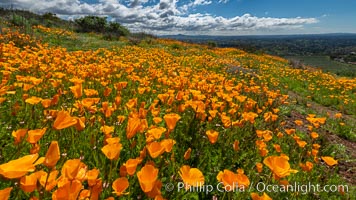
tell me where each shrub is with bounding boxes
[75,16,107,33]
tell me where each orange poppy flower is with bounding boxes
[256,163,263,173]
[60,159,87,181]
[81,98,100,108]
[152,117,162,125]
[206,130,219,144]
[138,147,147,162]
[220,114,231,128]
[163,113,181,130]
[184,148,192,160]
[75,117,85,131]
[251,192,272,200]
[321,156,338,166]
[334,113,342,119]
[25,96,43,105]
[125,158,141,176]
[0,97,6,104]
[0,187,12,200]
[87,168,100,187]
[84,89,99,97]
[103,87,112,97]
[38,170,58,191]
[44,141,60,168]
[100,125,115,135]
[126,98,138,110]
[126,116,142,139]
[217,169,250,190]
[27,128,47,144]
[296,140,307,148]
[208,109,218,118]
[294,120,303,126]
[146,142,165,158]
[79,190,90,200]
[242,112,258,123]
[116,81,128,90]
[310,132,319,139]
[120,166,127,177]
[12,129,28,144]
[146,127,166,142]
[112,177,129,196]
[277,132,284,138]
[157,93,169,103]
[91,179,103,200]
[117,115,126,124]
[256,130,273,141]
[137,164,159,192]
[257,146,268,158]
[179,165,204,188]
[69,83,82,98]
[101,138,122,160]
[0,154,40,179]
[233,140,239,151]
[160,139,176,153]
[139,119,148,133]
[299,161,313,172]
[285,128,295,135]
[30,143,40,154]
[53,111,77,130]
[235,169,250,189]
[20,172,38,192]
[52,179,82,200]
[145,180,163,198]
[263,131,273,142]
[263,112,278,122]
[263,155,298,178]
[273,144,281,153]
[50,94,60,106]
[312,149,318,157]
[41,99,52,108]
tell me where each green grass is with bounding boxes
[285,55,356,77]
[41,32,127,51]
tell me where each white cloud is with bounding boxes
[0,0,318,35]
[193,0,212,6]
[218,0,229,3]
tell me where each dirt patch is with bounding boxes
[321,130,356,185]
[285,91,356,185]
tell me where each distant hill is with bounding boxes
[0,7,74,29]
[161,33,356,56]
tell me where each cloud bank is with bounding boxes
[0,0,318,35]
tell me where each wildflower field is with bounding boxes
[0,25,355,200]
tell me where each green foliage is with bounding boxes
[75,16,130,40]
[206,40,217,48]
[75,15,107,33]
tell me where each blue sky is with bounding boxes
[1,0,355,35]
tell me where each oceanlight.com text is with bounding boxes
[164,181,349,195]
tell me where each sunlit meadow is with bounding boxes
[0,26,355,199]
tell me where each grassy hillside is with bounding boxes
[0,9,355,200]
[285,55,356,77]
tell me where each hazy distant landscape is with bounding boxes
[163,34,356,77]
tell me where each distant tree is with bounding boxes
[75,16,130,40]
[206,40,217,48]
[42,12,60,21]
[75,16,107,33]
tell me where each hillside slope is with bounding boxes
[0,15,355,199]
